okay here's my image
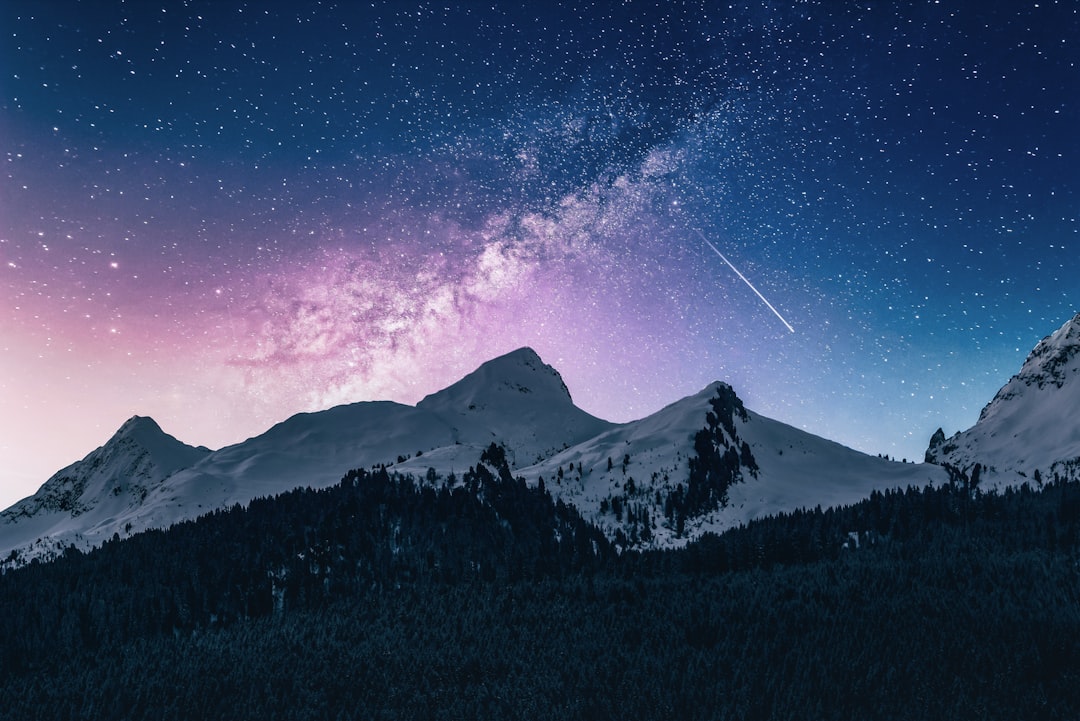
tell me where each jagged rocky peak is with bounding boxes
[924,312,1080,480]
[925,427,947,463]
[1006,311,1080,390]
[976,311,1080,424]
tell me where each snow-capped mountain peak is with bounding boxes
[926,312,1080,484]
[0,415,211,563]
[116,413,163,435]
[111,415,208,455]
[416,347,613,465]
[417,347,575,412]
[2,415,209,521]
[980,311,1080,421]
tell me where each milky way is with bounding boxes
[1,1,1077,507]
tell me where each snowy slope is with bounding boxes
[119,401,460,535]
[505,383,948,547]
[925,312,1080,486]
[0,417,210,564]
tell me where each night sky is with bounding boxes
[2,1,1077,508]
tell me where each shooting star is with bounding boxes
[694,228,795,333]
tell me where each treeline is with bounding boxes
[1,462,1080,719]
[0,455,610,675]
[660,475,1080,575]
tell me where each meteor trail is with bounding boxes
[694,229,796,333]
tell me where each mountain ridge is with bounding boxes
[1,347,611,564]
[8,309,1080,568]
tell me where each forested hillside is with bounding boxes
[2,454,1079,720]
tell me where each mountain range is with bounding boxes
[3,312,1078,566]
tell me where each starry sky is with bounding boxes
[1,0,1077,509]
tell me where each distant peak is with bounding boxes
[107,415,188,450]
[485,346,544,366]
[417,347,575,411]
[478,347,571,397]
[115,415,164,437]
